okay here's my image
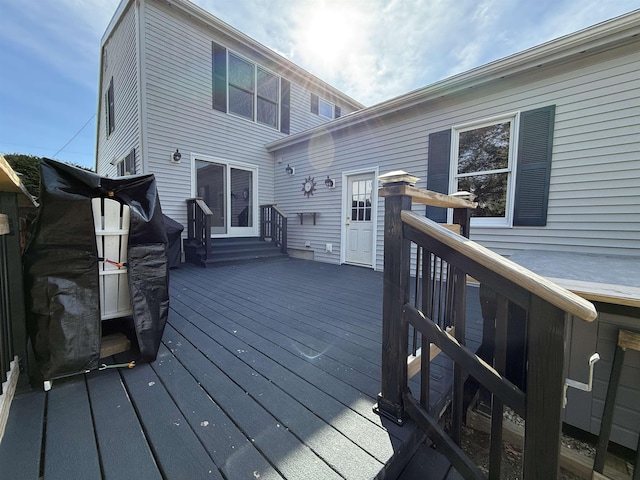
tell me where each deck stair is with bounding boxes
[186,237,288,267]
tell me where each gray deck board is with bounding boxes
[0,391,45,479]
[86,369,162,480]
[119,362,224,480]
[0,259,482,479]
[151,342,284,480]
[44,378,101,480]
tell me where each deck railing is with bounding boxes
[186,198,212,262]
[375,177,597,479]
[260,204,287,254]
[0,214,14,397]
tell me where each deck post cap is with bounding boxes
[378,170,420,187]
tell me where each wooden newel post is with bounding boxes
[375,171,415,424]
[524,298,567,479]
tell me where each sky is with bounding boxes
[0,0,638,170]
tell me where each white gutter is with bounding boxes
[266,9,640,152]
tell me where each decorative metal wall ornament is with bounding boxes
[302,176,316,197]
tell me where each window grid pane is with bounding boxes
[257,98,277,127]
[458,121,510,175]
[228,54,254,91]
[257,68,278,102]
[319,98,333,119]
[458,173,508,218]
[229,86,254,119]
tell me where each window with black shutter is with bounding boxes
[426,105,555,227]
[106,77,115,135]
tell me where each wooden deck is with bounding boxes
[0,259,483,479]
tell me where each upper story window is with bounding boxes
[311,93,341,119]
[105,77,115,136]
[213,43,288,132]
[452,115,516,225]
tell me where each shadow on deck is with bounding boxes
[0,259,483,479]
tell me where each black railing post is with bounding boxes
[260,205,288,255]
[523,297,567,479]
[376,174,413,424]
[281,214,287,254]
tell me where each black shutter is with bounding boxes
[104,92,109,136]
[513,105,555,226]
[212,42,227,112]
[426,129,452,222]
[310,93,319,114]
[334,105,341,118]
[280,79,290,134]
[107,77,115,134]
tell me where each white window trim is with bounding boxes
[226,50,280,130]
[449,112,520,227]
[318,97,334,119]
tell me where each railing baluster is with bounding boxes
[377,176,596,479]
[489,294,509,479]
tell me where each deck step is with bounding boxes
[184,237,287,267]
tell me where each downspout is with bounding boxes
[136,0,148,174]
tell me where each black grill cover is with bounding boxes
[23,159,169,380]
[162,214,183,269]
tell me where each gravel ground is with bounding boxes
[447,406,624,479]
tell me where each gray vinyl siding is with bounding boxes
[139,0,355,229]
[565,310,640,450]
[96,3,140,178]
[272,41,640,270]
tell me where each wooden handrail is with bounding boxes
[185,198,212,264]
[270,204,287,219]
[376,177,599,479]
[379,184,478,209]
[194,198,213,216]
[259,204,287,254]
[402,211,597,322]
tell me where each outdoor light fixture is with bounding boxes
[325,176,335,188]
[171,149,182,163]
[285,164,295,175]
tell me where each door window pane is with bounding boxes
[230,168,252,227]
[351,180,372,222]
[196,161,226,234]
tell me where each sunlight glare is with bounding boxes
[298,4,359,72]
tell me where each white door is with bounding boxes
[345,173,374,266]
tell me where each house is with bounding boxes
[96,2,639,448]
[95,0,364,244]
[97,2,639,271]
[266,10,640,270]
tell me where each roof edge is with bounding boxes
[100,0,364,110]
[266,9,640,152]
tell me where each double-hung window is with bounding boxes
[452,115,517,226]
[116,148,135,177]
[214,46,282,130]
[310,93,341,119]
[427,105,555,227]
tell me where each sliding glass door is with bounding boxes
[195,158,257,237]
